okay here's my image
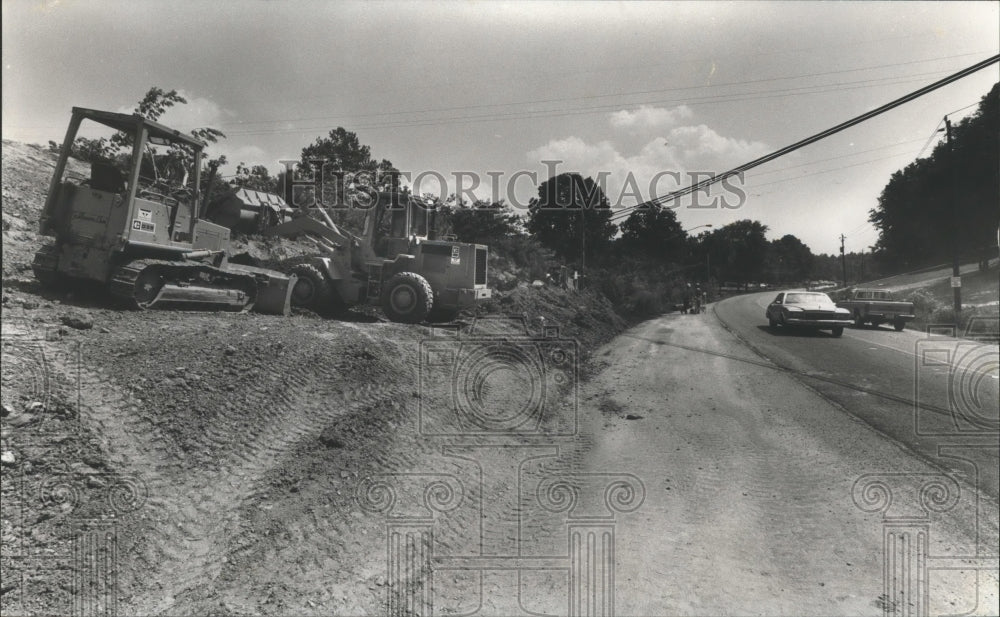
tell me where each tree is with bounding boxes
[526,173,617,264]
[869,82,999,267]
[232,163,278,193]
[449,199,523,245]
[63,87,227,179]
[700,220,769,288]
[619,203,687,263]
[765,234,814,283]
[296,127,399,230]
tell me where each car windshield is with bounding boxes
[785,292,832,304]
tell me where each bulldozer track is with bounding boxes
[109,259,259,312]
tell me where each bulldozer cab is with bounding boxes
[364,192,432,258]
[38,108,225,260]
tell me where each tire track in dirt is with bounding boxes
[25,313,414,614]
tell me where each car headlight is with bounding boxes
[785,306,803,312]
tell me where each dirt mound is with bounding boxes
[2,141,88,279]
[482,284,627,351]
[1,139,633,615]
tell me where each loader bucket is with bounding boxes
[227,264,297,316]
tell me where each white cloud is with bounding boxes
[609,105,693,131]
[527,122,769,210]
[666,124,769,170]
[115,91,234,131]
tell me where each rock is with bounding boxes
[318,429,344,449]
[224,345,237,356]
[0,451,16,466]
[59,311,94,330]
[21,300,39,310]
[7,414,35,428]
[340,470,351,479]
[625,414,644,420]
[99,327,111,334]
[25,401,45,413]
[1,403,12,417]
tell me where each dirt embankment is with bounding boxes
[1,141,628,615]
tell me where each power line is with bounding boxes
[606,54,1000,223]
[222,69,959,137]
[746,149,921,190]
[945,100,983,116]
[747,137,927,179]
[914,118,945,160]
[612,148,923,221]
[179,51,992,131]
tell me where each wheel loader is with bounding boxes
[33,107,295,314]
[266,192,491,323]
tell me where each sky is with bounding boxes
[3,1,998,255]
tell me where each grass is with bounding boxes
[902,263,999,339]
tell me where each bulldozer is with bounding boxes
[266,191,491,323]
[32,107,295,314]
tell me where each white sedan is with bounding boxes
[765,291,852,337]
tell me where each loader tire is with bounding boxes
[382,272,433,324]
[289,263,335,315]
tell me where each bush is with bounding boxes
[629,289,662,316]
[490,235,553,282]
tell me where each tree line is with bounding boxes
[63,83,997,305]
[868,82,999,269]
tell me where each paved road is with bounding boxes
[714,291,1000,501]
[530,303,1000,615]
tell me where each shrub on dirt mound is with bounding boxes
[479,284,626,350]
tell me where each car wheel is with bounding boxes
[768,316,777,328]
[854,313,865,328]
[832,326,844,337]
[893,320,905,332]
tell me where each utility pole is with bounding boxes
[860,248,865,282]
[840,234,847,288]
[945,116,962,314]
